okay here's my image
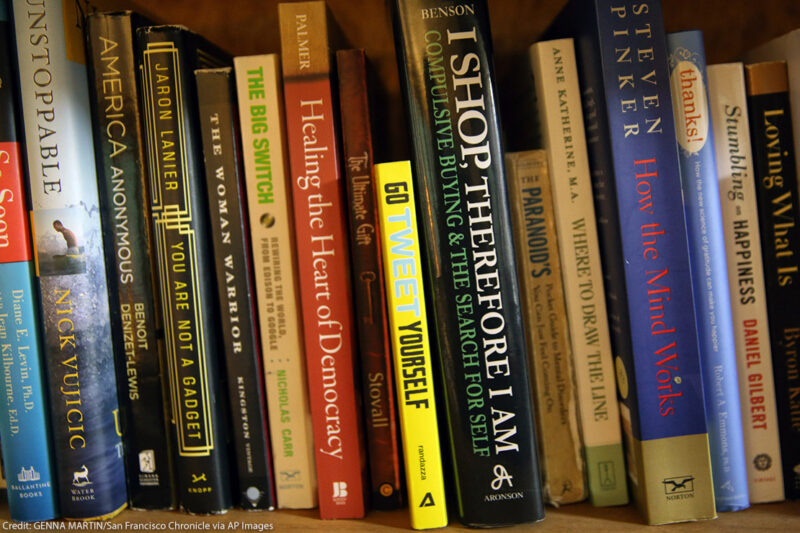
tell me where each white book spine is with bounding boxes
[234,54,317,509]
[707,62,785,503]
[530,39,627,506]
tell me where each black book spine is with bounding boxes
[392,0,544,525]
[195,67,276,510]
[85,11,176,510]
[746,62,800,500]
[137,26,233,514]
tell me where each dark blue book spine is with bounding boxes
[0,4,57,520]
[667,30,749,511]
[10,0,127,519]
[548,0,715,523]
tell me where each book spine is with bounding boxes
[336,48,402,510]
[85,11,176,510]
[745,60,800,500]
[393,0,544,525]
[666,31,749,511]
[529,38,627,507]
[505,150,586,506]
[196,67,275,510]
[551,0,716,523]
[233,54,317,510]
[137,27,233,514]
[11,0,128,519]
[278,1,366,519]
[376,160,448,530]
[0,1,57,521]
[708,62,785,504]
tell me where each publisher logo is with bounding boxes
[17,466,40,482]
[662,475,694,495]
[753,454,772,472]
[598,461,617,490]
[139,449,156,474]
[332,481,348,503]
[72,465,92,487]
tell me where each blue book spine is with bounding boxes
[10,0,127,519]
[667,31,749,511]
[548,0,716,524]
[0,0,57,522]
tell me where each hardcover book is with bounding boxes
[376,160,448,530]
[196,67,275,510]
[0,0,57,520]
[278,1,367,519]
[529,38,627,507]
[745,29,800,184]
[336,48,402,511]
[137,25,233,514]
[506,150,587,507]
[233,53,317,510]
[85,10,176,510]
[745,60,800,500]
[666,31,749,511]
[393,0,545,526]
[11,0,128,519]
[708,62,785,504]
[547,0,716,524]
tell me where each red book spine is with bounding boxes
[279,1,367,519]
[336,48,402,510]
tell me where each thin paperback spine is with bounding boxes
[529,38,627,507]
[137,26,233,514]
[196,67,275,510]
[336,48,402,510]
[708,62,785,503]
[376,160,447,530]
[667,31,749,511]
[233,54,317,510]
[11,0,128,518]
[745,61,800,500]
[547,0,715,524]
[393,0,544,525]
[0,0,57,520]
[506,150,586,506]
[278,1,367,518]
[85,11,176,510]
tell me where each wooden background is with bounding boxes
[121,0,800,163]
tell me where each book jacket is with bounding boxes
[376,160,448,530]
[137,25,233,514]
[336,48,402,511]
[529,38,627,507]
[708,62,785,504]
[196,67,276,510]
[278,1,367,519]
[11,0,128,519]
[548,0,716,524]
[85,10,176,510]
[393,0,545,526]
[745,60,800,500]
[0,0,57,521]
[233,53,317,510]
[667,31,749,511]
[506,150,587,506]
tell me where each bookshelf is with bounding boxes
[1,0,797,529]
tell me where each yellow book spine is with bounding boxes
[376,161,447,530]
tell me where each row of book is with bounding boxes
[0,0,797,529]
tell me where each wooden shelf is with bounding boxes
[0,501,797,531]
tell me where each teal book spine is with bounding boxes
[0,3,57,521]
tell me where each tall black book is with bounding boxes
[137,26,233,514]
[746,61,800,500]
[195,67,276,510]
[85,11,176,510]
[392,0,544,526]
